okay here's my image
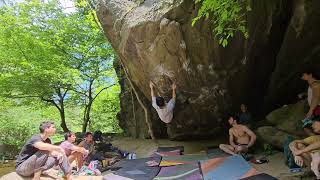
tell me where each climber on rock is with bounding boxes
[149,81,176,123]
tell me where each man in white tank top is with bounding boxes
[301,71,320,118]
[301,70,320,136]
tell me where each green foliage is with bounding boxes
[0,0,122,148]
[263,143,276,156]
[0,119,33,148]
[0,102,49,148]
[0,0,77,98]
[0,93,121,149]
[0,0,120,133]
[192,0,251,47]
[91,85,122,133]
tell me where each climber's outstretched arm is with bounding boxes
[172,83,176,99]
[150,81,155,97]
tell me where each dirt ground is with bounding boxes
[111,137,314,180]
[0,137,315,179]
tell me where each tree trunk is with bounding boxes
[43,91,69,132]
[82,102,92,133]
[60,108,69,132]
[58,90,69,132]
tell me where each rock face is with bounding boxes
[114,59,167,138]
[256,100,310,148]
[97,0,320,139]
[255,126,295,149]
[265,100,308,137]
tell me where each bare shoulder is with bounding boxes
[238,124,248,129]
[239,124,254,132]
[229,128,234,134]
[313,82,320,89]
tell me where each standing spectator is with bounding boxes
[300,70,320,136]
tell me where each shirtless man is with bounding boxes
[219,116,256,155]
[301,71,320,134]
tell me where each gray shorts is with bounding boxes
[16,151,71,177]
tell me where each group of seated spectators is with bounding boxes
[15,122,113,180]
[219,70,320,179]
[59,131,99,171]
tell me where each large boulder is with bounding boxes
[97,0,320,139]
[264,0,320,111]
[255,126,298,149]
[265,100,308,137]
[256,100,310,148]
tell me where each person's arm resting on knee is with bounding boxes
[243,126,256,148]
[69,144,87,154]
[34,142,65,155]
[296,141,320,155]
[289,140,306,155]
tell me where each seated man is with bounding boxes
[93,130,104,142]
[149,81,176,123]
[16,121,71,180]
[78,132,104,162]
[60,132,88,171]
[219,116,256,156]
[237,104,252,126]
[290,116,320,179]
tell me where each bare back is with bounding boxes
[230,125,251,145]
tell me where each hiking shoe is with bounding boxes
[289,168,301,173]
[251,158,269,164]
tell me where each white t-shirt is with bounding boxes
[152,96,175,123]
